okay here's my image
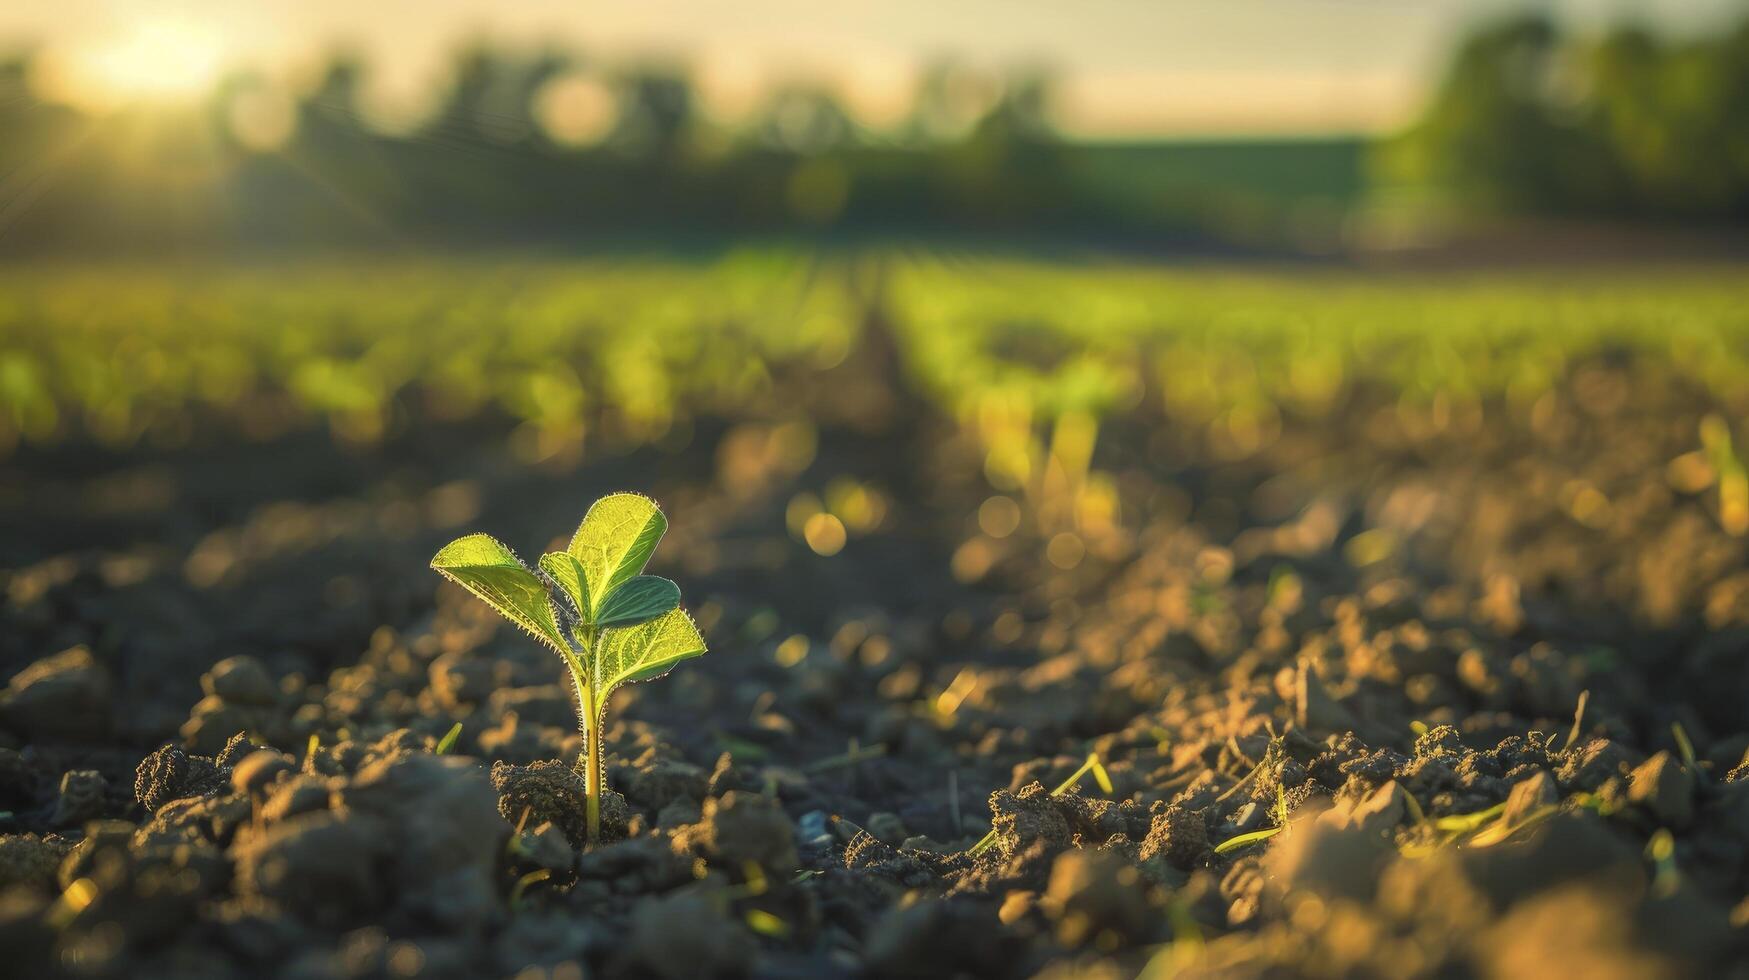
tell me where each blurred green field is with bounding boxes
[3,252,1748,465]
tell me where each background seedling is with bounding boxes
[1670,722,1706,784]
[1213,782,1293,854]
[432,492,706,845]
[1563,690,1590,752]
[435,722,463,755]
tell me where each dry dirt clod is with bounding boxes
[0,835,66,890]
[1138,805,1212,870]
[48,769,107,827]
[1320,780,1406,835]
[863,898,1016,979]
[134,743,228,813]
[1628,751,1695,829]
[0,647,113,741]
[231,749,296,798]
[618,891,754,980]
[1040,848,1155,947]
[673,790,798,872]
[1501,769,1559,828]
[514,821,577,874]
[201,655,280,707]
[1264,815,1394,906]
[491,758,629,849]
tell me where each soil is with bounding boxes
[2,326,1748,979]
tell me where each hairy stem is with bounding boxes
[572,625,601,847]
[585,702,602,845]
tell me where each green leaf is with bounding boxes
[584,607,706,715]
[431,533,571,654]
[568,492,667,620]
[1213,826,1284,854]
[596,575,681,627]
[538,552,591,622]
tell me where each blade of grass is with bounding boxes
[1671,723,1707,784]
[1646,828,1679,897]
[1563,689,1590,752]
[510,869,552,911]
[1213,826,1284,854]
[435,722,463,755]
[1432,801,1506,834]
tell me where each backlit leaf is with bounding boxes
[431,533,571,654]
[568,492,667,621]
[596,575,681,627]
[585,607,706,716]
[538,552,591,623]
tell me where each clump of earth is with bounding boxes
[2,347,1747,977]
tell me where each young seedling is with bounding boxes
[431,492,706,845]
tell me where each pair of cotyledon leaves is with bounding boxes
[429,493,705,714]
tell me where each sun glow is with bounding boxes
[33,20,227,112]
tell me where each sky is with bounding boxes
[3,0,1742,137]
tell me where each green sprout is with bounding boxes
[431,492,706,845]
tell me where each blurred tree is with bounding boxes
[1382,12,1749,222]
[609,68,695,162]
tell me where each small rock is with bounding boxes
[0,647,112,740]
[1628,752,1694,829]
[202,656,279,707]
[49,770,106,827]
